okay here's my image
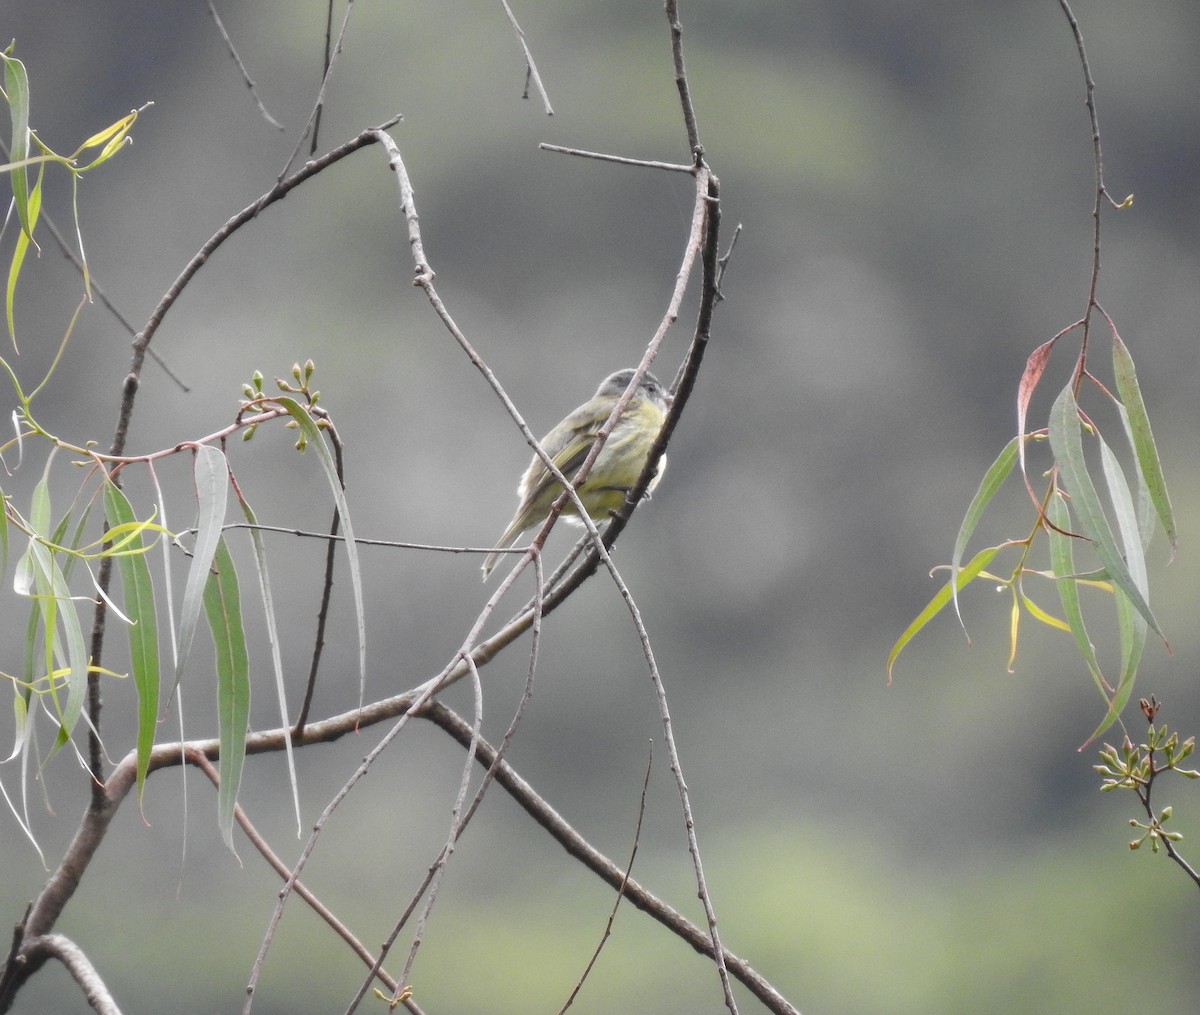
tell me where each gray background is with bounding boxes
[2,2,1199,1012]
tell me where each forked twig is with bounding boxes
[500,0,554,114]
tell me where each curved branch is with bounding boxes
[21,935,121,1015]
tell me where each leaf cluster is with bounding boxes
[889,316,1175,745]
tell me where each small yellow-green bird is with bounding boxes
[481,368,672,580]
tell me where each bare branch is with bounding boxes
[280,0,359,173]
[500,0,554,114]
[555,743,653,1014]
[665,0,702,155]
[24,935,121,1015]
[538,143,692,173]
[1055,0,1131,387]
[204,0,286,130]
[188,752,406,996]
[422,703,801,1015]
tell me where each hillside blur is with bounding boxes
[3,2,1199,1012]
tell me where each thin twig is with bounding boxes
[204,0,286,130]
[0,138,188,390]
[394,662,486,1003]
[423,704,801,1015]
[312,0,335,154]
[500,0,554,114]
[1055,0,1130,390]
[555,743,653,1014]
[1131,750,1200,889]
[539,143,692,173]
[187,752,411,1001]
[665,0,702,156]
[368,128,658,601]
[130,118,399,397]
[279,0,359,178]
[599,510,741,1015]
[349,557,547,1012]
[295,417,348,733]
[240,671,444,1015]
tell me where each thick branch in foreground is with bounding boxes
[6,676,795,1015]
[23,936,120,1015]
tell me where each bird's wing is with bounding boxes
[519,418,603,502]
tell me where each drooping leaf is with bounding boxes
[1016,326,1074,484]
[5,168,41,349]
[888,544,1002,683]
[1005,585,1019,672]
[1077,435,1150,746]
[0,482,8,575]
[950,437,1019,631]
[203,537,248,855]
[1047,492,1107,694]
[1017,589,1069,633]
[1047,384,1164,644]
[1098,436,1148,601]
[175,445,227,688]
[1081,583,1145,749]
[236,493,300,833]
[1111,330,1175,553]
[2,52,34,239]
[29,542,88,755]
[16,457,86,753]
[274,397,366,703]
[103,482,160,802]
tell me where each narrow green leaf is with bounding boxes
[104,482,160,802]
[951,437,1019,630]
[203,537,248,855]
[1017,590,1069,632]
[1047,384,1164,643]
[28,542,88,754]
[274,397,366,703]
[5,170,41,348]
[1098,436,1148,601]
[1047,492,1107,694]
[1112,331,1175,552]
[175,445,227,687]
[888,544,1001,683]
[1088,437,1149,744]
[5,617,35,763]
[1082,585,1145,748]
[0,484,8,576]
[29,452,52,536]
[77,110,136,154]
[19,456,85,752]
[237,494,300,834]
[2,52,33,239]
[1113,404,1156,552]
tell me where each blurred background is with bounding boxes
[3,1,1199,1012]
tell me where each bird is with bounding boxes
[481,368,671,580]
